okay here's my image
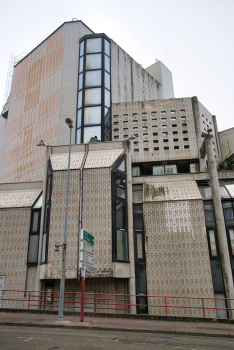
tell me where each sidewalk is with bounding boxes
[0,310,234,338]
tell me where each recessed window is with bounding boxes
[183,138,189,141]
[143,133,148,136]
[152,118,157,121]
[161,111,166,114]
[134,149,139,152]
[153,140,158,143]
[163,139,169,143]
[164,146,169,150]
[171,116,176,120]
[114,115,119,118]
[173,138,178,142]
[165,164,177,174]
[181,116,186,120]
[153,133,158,136]
[132,166,141,177]
[180,109,185,112]
[153,165,164,175]
[162,132,168,136]
[183,130,188,134]
[173,131,178,135]
[184,145,189,149]
[161,117,167,121]
[114,121,119,125]
[162,124,167,128]
[114,136,119,139]
[182,123,187,127]
[144,148,149,151]
[172,124,177,127]
[174,146,179,149]
[154,147,159,151]
[170,110,176,113]
[134,134,138,137]
[134,141,139,145]
[114,128,119,132]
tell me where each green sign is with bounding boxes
[83,230,94,246]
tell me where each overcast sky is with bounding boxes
[0,0,233,131]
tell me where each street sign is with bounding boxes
[82,230,94,246]
[81,241,94,255]
[80,251,94,265]
[80,263,96,273]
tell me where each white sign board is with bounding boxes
[80,263,96,273]
[81,241,94,255]
[80,252,94,265]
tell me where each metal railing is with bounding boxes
[0,289,233,318]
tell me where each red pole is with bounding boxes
[202,298,205,318]
[80,271,85,322]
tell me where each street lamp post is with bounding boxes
[58,118,73,321]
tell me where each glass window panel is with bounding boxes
[46,178,51,202]
[208,230,217,256]
[83,126,101,143]
[77,109,82,128]
[190,163,200,173]
[132,166,141,177]
[33,194,43,208]
[204,202,216,226]
[153,165,164,175]
[84,106,101,125]
[32,211,39,232]
[219,187,230,198]
[199,187,212,199]
[223,201,234,225]
[225,184,234,198]
[86,38,102,53]
[105,55,110,73]
[116,172,126,187]
[105,89,110,108]
[78,73,83,90]
[105,71,110,90]
[76,128,81,144]
[118,159,125,172]
[85,70,101,87]
[80,41,84,56]
[135,262,147,294]
[116,200,127,230]
[85,88,101,105]
[104,127,111,141]
[116,230,128,261]
[104,108,111,127]
[28,235,39,264]
[79,56,83,73]
[41,233,47,263]
[137,233,143,259]
[78,91,83,108]
[117,187,126,199]
[104,39,110,56]
[86,54,102,70]
[165,164,177,174]
[133,204,143,230]
[229,229,234,255]
[210,260,225,293]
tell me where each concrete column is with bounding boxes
[125,140,137,314]
[204,133,234,319]
[191,96,207,172]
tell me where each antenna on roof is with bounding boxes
[72,18,78,21]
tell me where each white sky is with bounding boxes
[0,0,233,131]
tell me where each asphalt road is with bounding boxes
[0,326,233,350]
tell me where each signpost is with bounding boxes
[79,229,96,322]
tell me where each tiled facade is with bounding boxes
[0,189,41,208]
[0,208,31,308]
[82,168,112,277]
[143,199,216,317]
[112,99,200,163]
[47,170,80,279]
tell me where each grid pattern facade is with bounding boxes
[143,199,216,317]
[112,98,199,163]
[0,208,31,307]
[47,170,80,279]
[82,168,112,277]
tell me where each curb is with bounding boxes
[0,321,233,338]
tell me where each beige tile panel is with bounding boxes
[0,190,42,208]
[84,149,124,168]
[143,181,202,202]
[50,152,85,170]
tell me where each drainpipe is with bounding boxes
[204,132,234,319]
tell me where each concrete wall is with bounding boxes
[111,41,162,104]
[218,127,234,161]
[112,98,199,163]
[145,61,174,99]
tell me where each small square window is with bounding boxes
[170,110,176,113]
[114,128,119,132]
[183,138,189,141]
[174,146,179,149]
[154,147,159,151]
[163,139,169,143]
[182,123,187,127]
[184,145,189,149]
[173,131,178,135]
[164,146,169,150]
[173,138,178,142]
[180,109,185,112]
[172,124,177,128]
[153,140,158,143]
[161,111,166,114]
[183,130,188,134]
[153,133,158,136]
[134,149,139,152]
[144,148,149,151]
[114,136,119,139]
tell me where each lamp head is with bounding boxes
[65,118,73,128]
[37,140,45,147]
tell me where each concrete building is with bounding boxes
[0,20,234,318]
